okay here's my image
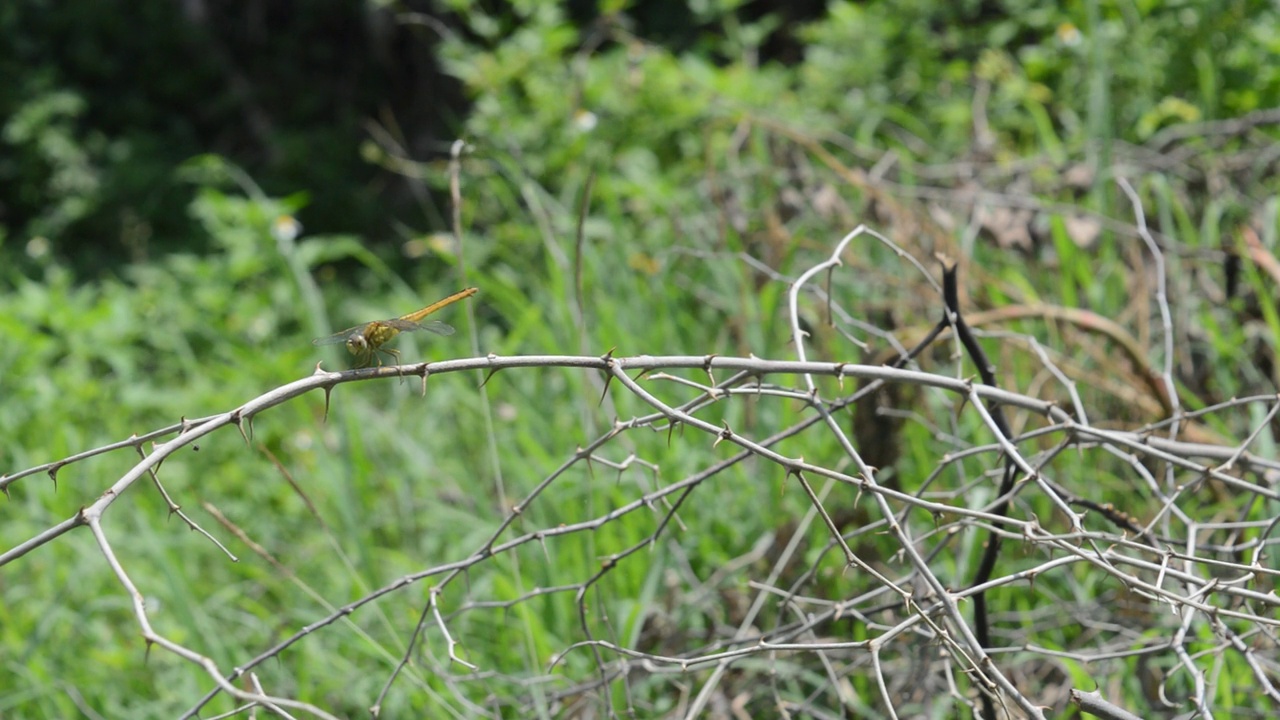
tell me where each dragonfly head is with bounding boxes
[345,333,369,355]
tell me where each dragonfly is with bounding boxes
[313,287,477,367]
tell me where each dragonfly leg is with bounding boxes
[380,347,411,383]
[377,347,402,369]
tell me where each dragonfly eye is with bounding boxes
[346,335,367,353]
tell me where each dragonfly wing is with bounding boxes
[313,326,362,345]
[383,319,455,336]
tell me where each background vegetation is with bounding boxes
[3,0,1279,717]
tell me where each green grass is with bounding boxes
[5,2,1280,718]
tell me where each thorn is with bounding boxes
[48,464,60,491]
[480,367,501,389]
[322,386,333,423]
[667,421,677,447]
[713,421,732,448]
[420,369,430,398]
[598,371,613,406]
[232,411,250,446]
[147,442,167,475]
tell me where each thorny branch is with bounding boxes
[4,222,1280,719]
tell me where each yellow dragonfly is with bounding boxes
[313,287,477,366]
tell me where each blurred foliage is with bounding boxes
[0,0,459,274]
[3,0,1280,717]
[6,1,1280,276]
